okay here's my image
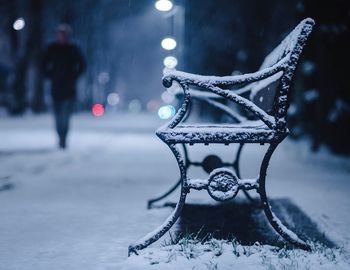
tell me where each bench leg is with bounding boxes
[129,144,188,256]
[259,142,311,251]
[233,143,257,204]
[147,144,189,209]
[147,177,181,209]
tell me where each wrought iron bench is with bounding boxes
[129,18,315,255]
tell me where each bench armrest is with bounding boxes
[172,87,250,123]
[206,85,276,129]
[162,55,288,88]
[163,63,285,129]
[166,80,276,130]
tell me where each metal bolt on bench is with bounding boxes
[129,18,315,255]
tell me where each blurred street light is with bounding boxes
[161,37,177,50]
[128,99,142,113]
[158,105,176,119]
[155,0,173,12]
[107,93,120,106]
[13,18,25,31]
[163,56,178,69]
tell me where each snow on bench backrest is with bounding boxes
[250,18,315,116]
[260,18,314,70]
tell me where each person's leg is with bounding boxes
[59,99,73,148]
[53,100,64,148]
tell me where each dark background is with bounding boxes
[0,0,349,154]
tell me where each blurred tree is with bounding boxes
[28,0,45,113]
[0,0,45,114]
[2,0,27,114]
[298,0,350,153]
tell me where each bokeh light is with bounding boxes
[107,93,120,106]
[155,0,173,12]
[13,18,25,31]
[128,99,142,113]
[163,56,178,69]
[161,37,177,50]
[147,100,160,112]
[158,105,176,120]
[97,72,110,85]
[161,91,175,104]
[92,103,105,117]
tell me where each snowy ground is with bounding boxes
[0,113,350,270]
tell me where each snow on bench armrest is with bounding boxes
[162,56,289,88]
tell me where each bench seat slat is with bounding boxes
[156,121,278,144]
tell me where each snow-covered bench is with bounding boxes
[129,18,315,255]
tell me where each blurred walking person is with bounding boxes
[43,24,85,149]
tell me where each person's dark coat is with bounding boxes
[43,42,86,101]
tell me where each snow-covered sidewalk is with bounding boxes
[0,113,349,270]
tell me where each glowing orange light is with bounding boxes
[92,103,105,117]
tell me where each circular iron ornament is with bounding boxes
[207,168,239,201]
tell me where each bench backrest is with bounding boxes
[249,18,314,125]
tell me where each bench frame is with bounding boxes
[129,18,315,255]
